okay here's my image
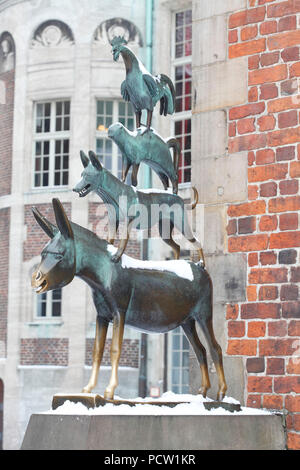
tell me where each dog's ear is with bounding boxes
[89,151,102,171]
[80,150,89,168]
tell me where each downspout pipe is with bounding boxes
[138,0,154,398]
[145,0,153,190]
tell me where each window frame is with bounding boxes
[35,287,63,320]
[171,8,192,187]
[32,99,71,190]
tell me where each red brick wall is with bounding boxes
[24,202,71,261]
[0,208,10,358]
[20,338,68,366]
[85,338,140,368]
[0,69,14,197]
[227,0,300,450]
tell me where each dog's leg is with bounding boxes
[82,316,108,393]
[111,218,134,263]
[107,208,119,245]
[159,218,180,259]
[180,212,205,266]
[104,311,125,400]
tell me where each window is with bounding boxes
[36,288,62,318]
[33,100,70,188]
[169,327,190,394]
[96,100,134,179]
[172,9,192,185]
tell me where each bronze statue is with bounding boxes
[31,198,227,401]
[108,122,180,194]
[111,36,175,129]
[73,150,205,265]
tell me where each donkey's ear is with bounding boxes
[32,207,58,239]
[52,198,74,240]
[89,151,102,171]
[80,150,89,168]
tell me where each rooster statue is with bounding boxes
[111,36,176,129]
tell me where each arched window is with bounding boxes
[0,31,15,73]
[31,20,74,48]
[93,17,143,46]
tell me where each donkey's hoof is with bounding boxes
[217,387,227,402]
[104,388,114,400]
[198,386,208,398]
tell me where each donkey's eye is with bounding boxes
[54,253,64,261]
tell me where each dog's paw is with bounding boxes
[111,254,121,263]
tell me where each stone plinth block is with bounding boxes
[22,412,285,450]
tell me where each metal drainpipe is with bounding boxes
[138,0,154,399]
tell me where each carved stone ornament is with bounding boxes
[31,20,74,48]
[0,32,15,73]
[94,17,143,47]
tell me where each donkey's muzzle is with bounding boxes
[32,270,48,294]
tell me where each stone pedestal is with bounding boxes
[21,412,286,450]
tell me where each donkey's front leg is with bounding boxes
[82,316,108,393]
[104,312,125,400]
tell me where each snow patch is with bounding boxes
[44,392,273,416]
[107,245,194,281]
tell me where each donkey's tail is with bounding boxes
[191,186,199,210]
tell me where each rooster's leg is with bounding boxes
[146,110,153,129]
[135,111,142,128]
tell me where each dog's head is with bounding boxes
[73,151,103,197]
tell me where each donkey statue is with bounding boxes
[31,198,227,401]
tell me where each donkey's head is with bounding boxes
[31,199,76,294]
[73,150,103,198]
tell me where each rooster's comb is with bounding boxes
[110,36,127,47]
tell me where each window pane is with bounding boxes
[37,293,47,317]
[176,12,184,27]
[64,116,70,131]
[64,101,70,115]
[175,10,192,58]
[106,101,113,115]
[119,102,125,115]
[172,351,180,367]
[172,368,180,385]
[56,117,62,131]
[170,327,190,394]
[62,171,68,185]
[56,102,62,115]
[52,302,61,317]
[174,119,191,184]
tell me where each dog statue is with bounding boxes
[73,150,205,265]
